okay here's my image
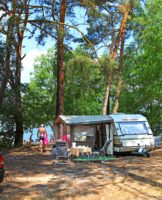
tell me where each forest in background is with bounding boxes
[0,0,161,147]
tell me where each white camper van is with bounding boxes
[109,114,154,153]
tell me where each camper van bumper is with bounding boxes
[114,145,154,153]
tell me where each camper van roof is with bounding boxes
[54,115,113,125]
[109,114,147,122]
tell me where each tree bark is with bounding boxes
[0,1,16,110]
[13,2,29,147]
[113,28,125,113]
[14,35,24,146]
[56,0,67,116]
[102,6,130,115]
[55,0,67,139]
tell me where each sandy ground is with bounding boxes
[0,145,162,200]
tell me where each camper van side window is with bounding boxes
[119,122,148,135]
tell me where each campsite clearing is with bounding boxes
[0,145,162,200]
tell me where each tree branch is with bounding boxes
[27,19,101,63]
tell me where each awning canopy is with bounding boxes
[54,115,113,125]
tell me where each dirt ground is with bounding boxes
[0,145,162,200]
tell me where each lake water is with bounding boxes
[23,126,53,142]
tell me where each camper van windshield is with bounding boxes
[119,122,148,135]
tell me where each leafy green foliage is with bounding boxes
[22,47,108,125]
[1,0,161,140]
[0,88,16,148]
[120,0,162,134]
[64,47,103,114]
[22,48,57,130]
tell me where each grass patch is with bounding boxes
[73,156,116,162]
[156,187,162,194]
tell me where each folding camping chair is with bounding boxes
[91,139,112,159]
[100,139,112,156]
[52,140,71,164]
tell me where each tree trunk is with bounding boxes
[14,42,23,146]
[13,32,24,147]
[113,29,125,113]
[0,2,15,109]
[55,0,67,139]
[56,0,67,117]
[102,8,130,115]
[14,3,29,147]
[102,67,113,115]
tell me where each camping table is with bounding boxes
[71,146,92,157]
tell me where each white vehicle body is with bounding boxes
[109,114,154,153]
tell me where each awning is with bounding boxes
[54,115,113,125]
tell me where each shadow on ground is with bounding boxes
[1,145,162,200]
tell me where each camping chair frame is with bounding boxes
[52,140,71,164]
[91,139,112,159]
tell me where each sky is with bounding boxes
[21,38,52,83]
[21,7,88,83]
[22,48,47,83]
